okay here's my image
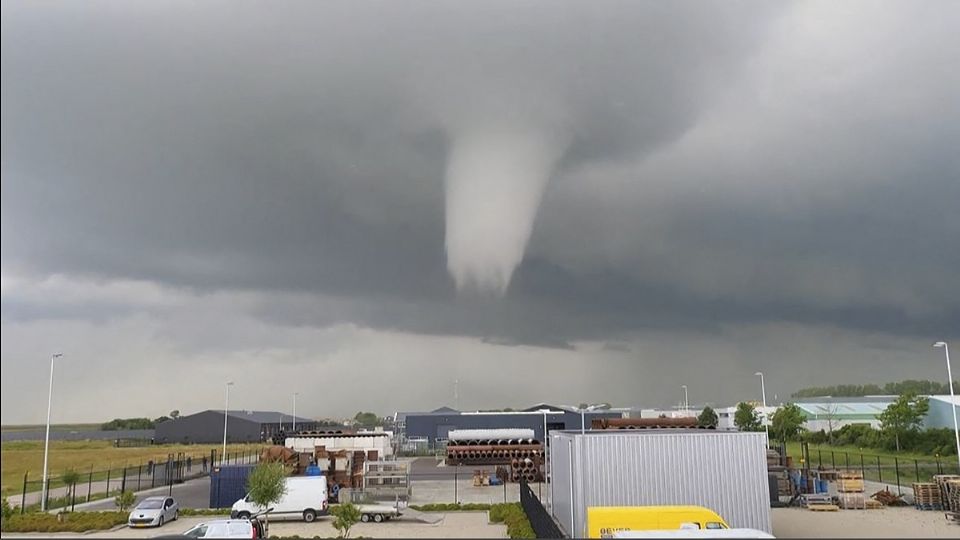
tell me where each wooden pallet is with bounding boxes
[838,479,864,492]
[808,504,840,512]
[865,499,884,510]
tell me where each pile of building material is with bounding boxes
[872,488,907,506]
[260,445,308,474]
[590,417,706,429]
[837,471,865,509]
[445,429,544,482]
[935,475,960,513]
[913,482,944,510]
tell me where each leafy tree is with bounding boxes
[330,502,362,538]
[734,402,762,432]
[878,393,930,451]
[791,379,956,398]
[169,410,180,419]
[61,469,80,503]
[153,416,172,425]
[114,490,136,511]
[770,404,806,441]
[353,412,381,428]
[697,406,718,428]
[246,462,287,531]
[100,418,155,430]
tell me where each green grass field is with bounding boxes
[1,440,263,496]
[782,441,959,483]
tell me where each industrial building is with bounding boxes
[925,395,960,429]
[549,429,772,536]
[399,404,622,448]
[716,395,958,432]
[155,409,321,443]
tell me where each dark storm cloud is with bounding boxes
[2,1,958,347]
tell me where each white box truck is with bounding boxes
[231,476,329,522]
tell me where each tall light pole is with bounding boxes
[681,385,689,415]
[222,381,234,465]
[293,392,299,431]
[934,342,960,470]
[41,353,63,511]
[754,372,768,437]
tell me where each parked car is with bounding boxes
[179,519,266,539]
[128,496,179,528]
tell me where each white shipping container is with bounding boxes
[549,430,771,537]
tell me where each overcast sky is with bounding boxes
[2,1,958,424]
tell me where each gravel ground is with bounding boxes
[771,506,960,538]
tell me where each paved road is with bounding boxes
[73,477,213,512]
[7,468,211,509]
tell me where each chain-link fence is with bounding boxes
[13,447,261,513]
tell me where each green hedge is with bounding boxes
[1,511,128,533]
[489,503,535,539]
[408,502,492,511]
[179,508,232,516]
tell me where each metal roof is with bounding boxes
[206,410,315,424]
[796,402,889,418]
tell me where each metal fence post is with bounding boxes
[876,456,882,483]
[894,457,901,495]
[915,459,920,482]
[454,468,458,504]
[844,452,849,471]
[21,472,28,514]
[860,453,865,481]
[43,478,49,512]
[71,482,76,512]
[818,449,823,468]
[87,466,93,502]
[831,451,836,470]
[121,467,127,493]
[138,463,143,491]
[105,469,111,497]
[936,455,942,475]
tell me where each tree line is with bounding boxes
[791,379,958,398]
[729,393,956,456]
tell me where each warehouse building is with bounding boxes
[925,395,960,429]
[155,410,321,443]
[400,404,622,448]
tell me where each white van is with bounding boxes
[231,476,329,522]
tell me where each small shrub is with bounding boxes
[330,502,361,538]
[179,508,232,516]
[114,490,136,511]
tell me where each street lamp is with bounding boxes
[41,353,63,511]
[563,404,602,435]
[222,381,234,465]
[934,342,960,470]
[754,372,768,438]
[293,392,299,431]
[681,385,689,415]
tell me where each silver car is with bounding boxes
[128,496,179,528]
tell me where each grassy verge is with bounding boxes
[406,502,534,539]
[1,511,128,533]
[2,440,262,496]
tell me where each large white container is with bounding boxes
[549,430,771,537]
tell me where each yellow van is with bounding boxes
[586,506,730,538]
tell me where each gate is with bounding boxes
[520,479,565,538]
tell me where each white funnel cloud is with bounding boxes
[445,125,570,294]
